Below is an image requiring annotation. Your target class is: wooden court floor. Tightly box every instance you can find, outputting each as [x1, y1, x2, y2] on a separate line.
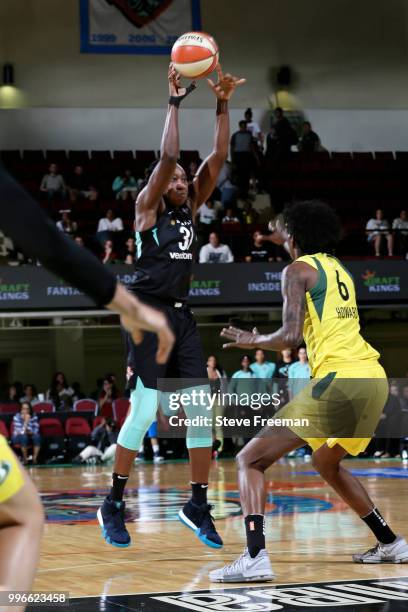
[30, 458, 408, 601]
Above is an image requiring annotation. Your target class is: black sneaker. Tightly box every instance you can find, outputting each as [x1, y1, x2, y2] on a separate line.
[178, 500, 223, 548]
[97, 497, 131, 547]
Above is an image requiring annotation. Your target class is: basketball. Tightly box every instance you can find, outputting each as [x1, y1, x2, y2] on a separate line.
[171, 31, 219, 79]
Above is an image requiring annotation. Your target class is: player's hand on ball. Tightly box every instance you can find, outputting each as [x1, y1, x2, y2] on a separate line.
[220, 326, 258, 349]
[168, 63, 196, 98]
[207, 64, 246, 100]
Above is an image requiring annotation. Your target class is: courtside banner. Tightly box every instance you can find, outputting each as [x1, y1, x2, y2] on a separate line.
[80, 0, 201, 54]
[0, 262, 407, 310]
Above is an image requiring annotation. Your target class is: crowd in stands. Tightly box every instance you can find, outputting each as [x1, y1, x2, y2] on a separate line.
[2, 106, 408, 263]
[1, 354, 407, 464]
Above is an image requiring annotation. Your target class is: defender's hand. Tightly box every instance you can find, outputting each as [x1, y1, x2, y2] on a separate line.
[220, 326, 259, 349]
[207, 64, 246, 101]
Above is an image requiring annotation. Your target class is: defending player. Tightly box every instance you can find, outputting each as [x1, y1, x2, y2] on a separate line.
[0, 165, 175, 606]
[98, 64, 245, 549]
[210, 200, 408, 582]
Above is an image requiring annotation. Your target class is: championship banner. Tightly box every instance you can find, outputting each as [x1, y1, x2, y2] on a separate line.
[80, 0, 201, 54]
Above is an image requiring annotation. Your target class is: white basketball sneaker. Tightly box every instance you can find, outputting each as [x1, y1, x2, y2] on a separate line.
[209, 548, 275, 582]
[353, 535, 408, 563]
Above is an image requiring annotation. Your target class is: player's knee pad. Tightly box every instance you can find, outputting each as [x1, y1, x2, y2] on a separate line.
[183, 384, 213, 449]
[117, 377, 160, 451]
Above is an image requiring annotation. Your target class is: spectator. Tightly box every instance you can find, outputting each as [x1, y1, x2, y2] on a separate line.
[96, 208, 124, 246]
[217, 161, 238, 209]
[298, 121, 321, 153]
[270, 107, 298, 159]
[67, 165, 98, 203]
[123, 237, 136, 264]
[74, 236, 84, 247]
[250, 348, 275, 394]
[241, 200, 259, 225]
[12, 402, 41, 464]
[56, 210, 78, 236]
[222, 208, 240, 224]
[73, 418, 118, 464]
[72, 382, 85, 402]
[40, 163, 67, 201]
[250, 348, 276, 379]
[230, 120, 256, 199]
[46, 372, 74, 410]
[98, 376, 118, 414]
[199, 232, 234, 263]
[244, 108, 263, 147]
[366, 209, 393, 257]
[20, 384, 38, 404]
[287, 347, 311, 399]
[187, 160, 199, 182]
[229, 355, 255, 395]
[245, 231, 274, 262]
[4, 383, 21, 404]
[275, 348, 295, 378]
[197, 200, 217, 227]
[102, 239, 119, 265]
[112, 169, 138, 201]
[392, 210, 408, 258]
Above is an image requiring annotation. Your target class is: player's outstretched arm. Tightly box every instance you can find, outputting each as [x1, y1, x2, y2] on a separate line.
[220, 263, 312, 351]
[192, 65, 245, 213]
[136, 64, 196, 229]
[0, 165, 174, 363]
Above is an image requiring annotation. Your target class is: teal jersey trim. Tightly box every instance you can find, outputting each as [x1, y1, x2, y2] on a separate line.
[152, 227, 159, 246]
[135, 231, 142, 259]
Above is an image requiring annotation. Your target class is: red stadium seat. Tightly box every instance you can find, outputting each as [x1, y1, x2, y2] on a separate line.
[113, 150, 134, 163]
[0, 403, 20, 415]
[32, 401, 55, 413]
[65, 417, 91, 436]
[39, 418, 66, 460]
[73, 399, 97, 413]
[23, 149, 45, 162]
[91, 150, 112, 163]
[65, 417, 91, 458]
[0, 420, 9, 438]
[92, 416, 105, 429]
[40, 418, 65, 437]
[113, 398, 130, 421]
[45, 150, 67, 164]
[68, 150, 90, 164]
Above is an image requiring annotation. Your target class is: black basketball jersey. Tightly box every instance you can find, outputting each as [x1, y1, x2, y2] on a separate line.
[130, 202, 195, 301]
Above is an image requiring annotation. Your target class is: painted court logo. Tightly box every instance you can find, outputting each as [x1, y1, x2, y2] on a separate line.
[362, 269, 400, 293]
[106, 0, 172, 28]
[150, 579, 408, 611]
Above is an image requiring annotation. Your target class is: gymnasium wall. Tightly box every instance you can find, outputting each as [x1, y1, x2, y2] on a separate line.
[1, 0, 408, 152]
[1, 320, 407, 394]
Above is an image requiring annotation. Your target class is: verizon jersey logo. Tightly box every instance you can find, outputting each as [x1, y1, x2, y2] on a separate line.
[169, 252, 193, 260]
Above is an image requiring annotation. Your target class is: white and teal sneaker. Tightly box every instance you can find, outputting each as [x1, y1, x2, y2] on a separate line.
[353, 535, 408, 563]
[209, 548, 275, 583]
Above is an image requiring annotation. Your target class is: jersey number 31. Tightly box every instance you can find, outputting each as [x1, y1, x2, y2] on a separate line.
[178, 226, 194, 251]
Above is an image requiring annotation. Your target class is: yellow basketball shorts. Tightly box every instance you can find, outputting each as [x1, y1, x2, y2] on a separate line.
[0, 434, 24, 503]
[275, 362, 388, 456]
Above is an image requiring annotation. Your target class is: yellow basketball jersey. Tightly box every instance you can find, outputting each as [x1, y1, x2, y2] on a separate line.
[295, 253, 380, 377]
